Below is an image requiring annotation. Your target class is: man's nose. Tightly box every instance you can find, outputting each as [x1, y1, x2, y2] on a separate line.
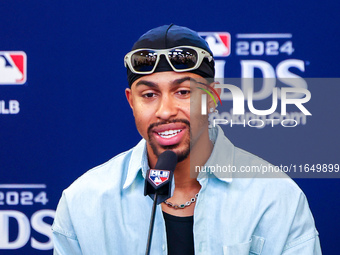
[155, 95, 177, 120]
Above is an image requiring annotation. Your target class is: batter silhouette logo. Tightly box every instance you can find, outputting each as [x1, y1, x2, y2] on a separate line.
[0, 51, 27, 85]
[149, 170, 170, 186]
[198, 32, 231, 57]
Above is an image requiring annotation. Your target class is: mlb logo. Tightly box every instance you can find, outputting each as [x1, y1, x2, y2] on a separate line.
[0, 51, 27, 85]
[199, 32, 231, 57]
[149, 170, 170, 186]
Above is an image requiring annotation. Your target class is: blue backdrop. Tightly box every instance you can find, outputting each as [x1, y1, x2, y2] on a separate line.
[0, 1, 339, 254]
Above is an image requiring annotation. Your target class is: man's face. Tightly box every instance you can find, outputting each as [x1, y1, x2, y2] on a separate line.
[126, 71, 211, 163]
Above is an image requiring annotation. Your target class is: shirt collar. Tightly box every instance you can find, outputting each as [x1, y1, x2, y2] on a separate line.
[197, 125, 233, 183]
[123, 139, 149, 190]
[123, 125, 234, 189]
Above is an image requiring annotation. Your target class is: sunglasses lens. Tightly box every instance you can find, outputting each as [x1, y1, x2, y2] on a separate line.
[168, 47, 198, 70]
[131, 50, 157, 72]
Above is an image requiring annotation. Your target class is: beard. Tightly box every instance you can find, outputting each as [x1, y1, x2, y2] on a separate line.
[147, 119, 191, 163]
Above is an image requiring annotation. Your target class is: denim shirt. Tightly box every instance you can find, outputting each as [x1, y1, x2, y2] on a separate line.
[52, 126, 321, 255]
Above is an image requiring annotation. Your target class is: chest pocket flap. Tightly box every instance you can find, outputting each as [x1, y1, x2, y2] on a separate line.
[223, 235, 265, 255]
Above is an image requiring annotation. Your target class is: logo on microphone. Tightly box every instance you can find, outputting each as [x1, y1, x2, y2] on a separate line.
[0, 51, 27, 85]
[149, 170, 170, 186]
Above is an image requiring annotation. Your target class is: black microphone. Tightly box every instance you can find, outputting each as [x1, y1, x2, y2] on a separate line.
[144, 150, 177, 255]
[144, 150, 177, 204]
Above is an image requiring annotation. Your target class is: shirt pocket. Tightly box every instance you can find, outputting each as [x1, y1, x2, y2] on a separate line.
[223, 235, 265, 255]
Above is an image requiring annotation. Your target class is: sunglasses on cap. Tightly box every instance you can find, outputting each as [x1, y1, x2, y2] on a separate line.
[124, 46, 213, 74]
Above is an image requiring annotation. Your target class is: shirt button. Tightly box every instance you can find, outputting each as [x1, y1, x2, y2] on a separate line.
[162, 244, 166, 251]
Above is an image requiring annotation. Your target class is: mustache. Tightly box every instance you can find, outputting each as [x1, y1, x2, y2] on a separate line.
[147, 119, 190, 133]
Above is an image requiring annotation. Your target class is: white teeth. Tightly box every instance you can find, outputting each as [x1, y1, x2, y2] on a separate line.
[158, 129, 182, 138]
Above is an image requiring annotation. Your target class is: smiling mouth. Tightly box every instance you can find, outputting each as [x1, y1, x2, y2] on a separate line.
[157, 129, 183, 139]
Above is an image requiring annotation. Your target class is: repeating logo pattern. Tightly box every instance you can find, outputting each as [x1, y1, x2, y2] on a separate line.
[0, 51, 27, 85]
[198, 32, 231, 57]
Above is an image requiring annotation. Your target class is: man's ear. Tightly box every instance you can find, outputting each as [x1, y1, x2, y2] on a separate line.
[125, 88, 134, 110]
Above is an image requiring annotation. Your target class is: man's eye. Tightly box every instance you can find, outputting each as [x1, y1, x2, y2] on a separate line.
[142, 92, 156, 98]
[177, 90, 190, 96]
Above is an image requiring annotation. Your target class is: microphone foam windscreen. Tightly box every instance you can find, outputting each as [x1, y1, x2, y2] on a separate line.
[154, 151, 177, 171]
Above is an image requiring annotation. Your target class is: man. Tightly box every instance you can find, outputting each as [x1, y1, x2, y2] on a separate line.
[52, 24, 321, 254]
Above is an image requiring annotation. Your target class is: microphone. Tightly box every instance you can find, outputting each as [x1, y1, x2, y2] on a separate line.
[144, 150, 177, 255]
[144, 150, 177, 204]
